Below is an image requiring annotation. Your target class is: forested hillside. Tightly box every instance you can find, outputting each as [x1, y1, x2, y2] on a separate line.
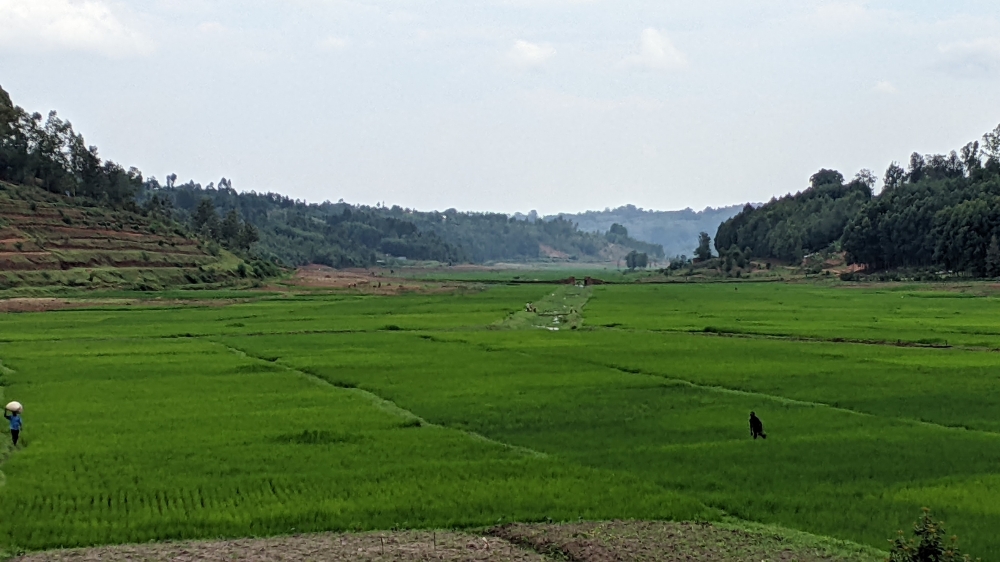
[1, 83, 662, 270]
[0, 85, 272, 290]
[146, 182, 664, 267]
[841, 143, 1000, 274]
[714, 169, 873, 261]
[381, 206, 664, 263]
[556, 205, 742, 258]
[141, 181, 461, 268]
[715, 123, 1000, 276]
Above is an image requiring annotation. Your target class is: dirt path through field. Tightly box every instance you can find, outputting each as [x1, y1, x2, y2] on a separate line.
[497, 284, 592, 331]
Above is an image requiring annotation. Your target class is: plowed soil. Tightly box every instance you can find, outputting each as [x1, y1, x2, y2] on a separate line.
[0, 298, 77, 313]
[12, 522, 880, 562]
[12, 531, 547, 562]
[490, 521, 879, 562]
[288, 265, 461, 295]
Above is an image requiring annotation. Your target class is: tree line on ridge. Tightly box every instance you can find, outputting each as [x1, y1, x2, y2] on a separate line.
[714, 123, 1000, 276]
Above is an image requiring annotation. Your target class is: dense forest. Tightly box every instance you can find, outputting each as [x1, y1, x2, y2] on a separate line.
[715, 123, 1000, 276]
[140, 180, 461, 267]
[714, 169, 874, 261]
[555, 205, 741, 258]
[146, 180, 663, 267]
[0, 86, 143, 208]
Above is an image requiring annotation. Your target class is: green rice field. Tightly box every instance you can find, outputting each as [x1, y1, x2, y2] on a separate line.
[2, 281, 1000, 557]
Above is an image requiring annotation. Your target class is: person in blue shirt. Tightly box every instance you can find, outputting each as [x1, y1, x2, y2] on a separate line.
[4, 408, 21, 446]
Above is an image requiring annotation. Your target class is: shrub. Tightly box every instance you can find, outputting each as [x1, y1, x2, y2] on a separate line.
[889, 508, 979, 562]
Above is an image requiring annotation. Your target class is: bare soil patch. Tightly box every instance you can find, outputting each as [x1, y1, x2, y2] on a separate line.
[289, 265, 461, 295]
[13, 530, 548, 562]
[489, 521, 878, 562]
[0, 298, 78, 313]
[538, 244, 570, 259]
[12, 522, 880, 562]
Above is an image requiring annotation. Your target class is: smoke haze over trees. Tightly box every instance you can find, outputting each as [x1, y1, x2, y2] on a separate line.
[554, 205, 742, 259]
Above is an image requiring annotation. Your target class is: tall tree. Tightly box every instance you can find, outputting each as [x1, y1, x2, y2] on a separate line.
[883, 162, 906, 191]
[695, 232, 713, 261]
[986, 235, 1000, 278]
[220, 208, 242, 245]
[192, 197, 220, 238]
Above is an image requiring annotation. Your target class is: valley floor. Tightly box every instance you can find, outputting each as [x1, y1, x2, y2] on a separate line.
[2, 279, 999, 559]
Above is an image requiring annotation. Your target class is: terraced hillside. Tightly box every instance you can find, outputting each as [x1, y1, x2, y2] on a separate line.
[0, 182, 244, 291]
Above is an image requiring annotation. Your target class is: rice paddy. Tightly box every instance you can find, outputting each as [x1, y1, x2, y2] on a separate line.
[1, 281, 999, 558]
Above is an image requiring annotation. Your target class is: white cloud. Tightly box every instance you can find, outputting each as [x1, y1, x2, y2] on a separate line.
[521, 89, 665, 112]
[623, 28, 686, 71]
[937, 38, 1000, 76]
[317, 35, 350, 51]
[506, 39, 556, 68]
[874, 80, 897, 94]
[0, 0, 151, 57]
[812, 2, 871, 29]
[197, 22, 227, 34]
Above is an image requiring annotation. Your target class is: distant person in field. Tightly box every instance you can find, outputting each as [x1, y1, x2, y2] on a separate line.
[4, 408, 21, 446]
[749, 411, 766, 440]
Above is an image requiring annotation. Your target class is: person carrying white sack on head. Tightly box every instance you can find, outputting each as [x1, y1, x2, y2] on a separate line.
[4, 401, 22, 447]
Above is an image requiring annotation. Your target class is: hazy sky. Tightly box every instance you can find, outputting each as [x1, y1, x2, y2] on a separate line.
[2, 1, 1000, 214]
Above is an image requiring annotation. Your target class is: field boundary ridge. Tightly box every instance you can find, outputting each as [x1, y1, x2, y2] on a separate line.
[593, 360, 1000, 439]
[214, 341, 549, 459]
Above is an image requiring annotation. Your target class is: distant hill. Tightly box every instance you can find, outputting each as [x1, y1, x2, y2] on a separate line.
[1, 81, 665, 271]
[149, 182, 665, 266]
[552, 205, 743, 258]
[140, 182, 461, 268]
[378, 206, 664, 263]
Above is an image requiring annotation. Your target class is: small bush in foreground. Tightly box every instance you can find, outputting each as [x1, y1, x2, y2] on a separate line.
[889, 509, 979, 562]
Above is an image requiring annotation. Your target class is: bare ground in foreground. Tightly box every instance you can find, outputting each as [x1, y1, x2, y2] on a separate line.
[11, 521, 882, 562]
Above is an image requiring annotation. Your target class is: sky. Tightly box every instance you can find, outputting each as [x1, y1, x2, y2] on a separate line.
[2, 1, 1000, 215]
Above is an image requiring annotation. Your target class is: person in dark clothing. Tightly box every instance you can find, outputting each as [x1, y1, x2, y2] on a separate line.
[749, 411, 766, 439]
[4, 408, 21, 446]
